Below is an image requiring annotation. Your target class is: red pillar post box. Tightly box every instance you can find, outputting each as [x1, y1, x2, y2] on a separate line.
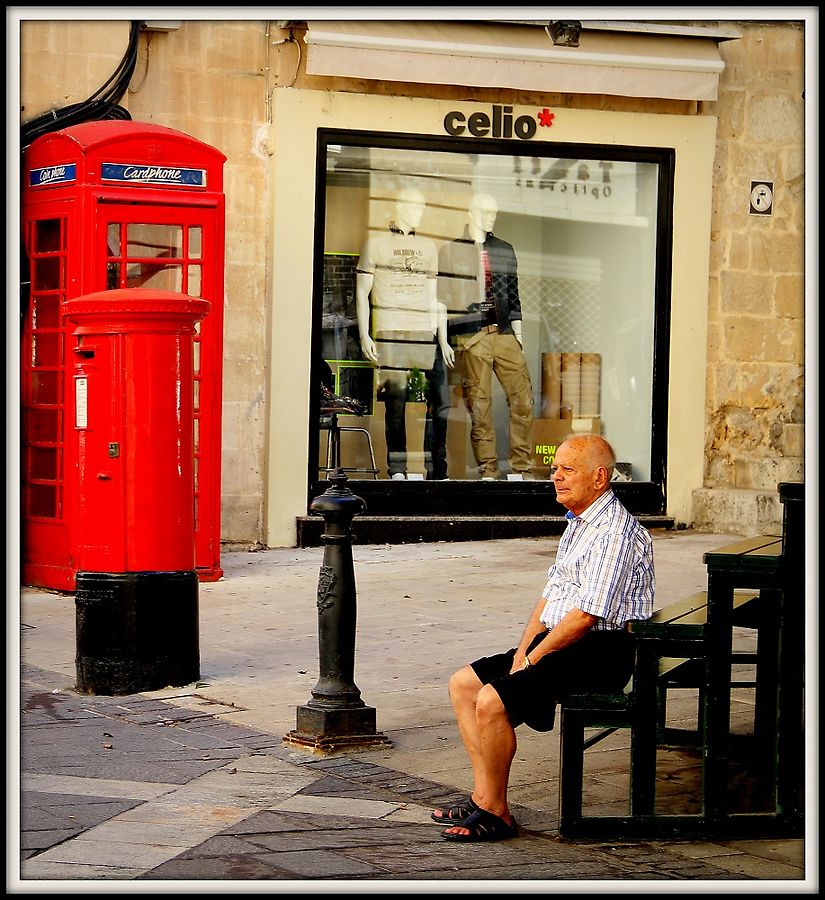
[65, 289, 209, 695]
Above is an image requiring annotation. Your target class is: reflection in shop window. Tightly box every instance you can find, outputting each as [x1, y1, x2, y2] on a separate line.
[319, 142, 662, 485]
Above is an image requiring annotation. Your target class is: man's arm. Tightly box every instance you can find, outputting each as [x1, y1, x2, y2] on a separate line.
[510, 604, 597, 673]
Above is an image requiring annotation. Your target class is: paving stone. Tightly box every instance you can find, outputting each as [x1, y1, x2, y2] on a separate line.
[271, 794, 405, 820]
[255, 848, 385, 878]
[19, 860, 145, 880]
[139, 854, 294, 880]
[168, 834, 268, 857]
[221, 809, 348, 835]
[298, 774, 400, 802]
[20, 828, 81, 850]
[22, 773, 178, 800]
[32, 837, 188, 868]
[34, 757, 229, 783]
[112, 799, 252, 829]
[78, 819, 225, 847]
[242, 824, 437, 854]
[22, 793, 140, 831]
[347, 846, 582, 878]
[229, 753, 316, 776]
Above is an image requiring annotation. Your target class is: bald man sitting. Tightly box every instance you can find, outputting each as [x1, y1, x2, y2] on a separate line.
[433, 434, 655, 842]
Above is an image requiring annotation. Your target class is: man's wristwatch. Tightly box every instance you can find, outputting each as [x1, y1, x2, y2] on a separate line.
[521, 655, 532, 670]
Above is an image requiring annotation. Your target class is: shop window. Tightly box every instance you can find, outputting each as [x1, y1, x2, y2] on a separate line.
[314, 133, 672, 493]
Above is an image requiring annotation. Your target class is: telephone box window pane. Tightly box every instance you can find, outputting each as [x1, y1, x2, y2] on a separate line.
[27, 408, 60, 442]
[33, 257, 62, 291]
[32, 332, 61, 368]
[29, 446, 58, 480]
[188, 226, 203, 259]
[32, 296, 60, 330]
[125, 262, 183, 291]
[31, 371, 60, 404]
[193, 341, 201, 374]
[107, 222, 124, 254]
[186, 265, 202, 297]
[126, 223, 183, 260]
[28, 484, 58, 519]
[34, 219, 62, 253]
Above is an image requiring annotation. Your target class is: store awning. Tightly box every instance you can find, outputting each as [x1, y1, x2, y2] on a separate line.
[304, 20, 738, 102]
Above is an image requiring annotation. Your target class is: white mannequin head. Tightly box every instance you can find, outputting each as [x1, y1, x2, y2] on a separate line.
[395, 188, 426, 234]
[468, 192, 498, 241]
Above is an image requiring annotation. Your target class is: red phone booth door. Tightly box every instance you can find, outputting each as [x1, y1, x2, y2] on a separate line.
[99, 204, 224, 582]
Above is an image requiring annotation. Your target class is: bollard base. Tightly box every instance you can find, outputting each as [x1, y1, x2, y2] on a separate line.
[283, 730, 392, 756]
[283, 701, 391, 755]
[75, 570, 200, 696]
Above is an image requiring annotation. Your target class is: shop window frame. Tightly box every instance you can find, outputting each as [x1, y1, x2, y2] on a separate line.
[307, 128, 675, 517]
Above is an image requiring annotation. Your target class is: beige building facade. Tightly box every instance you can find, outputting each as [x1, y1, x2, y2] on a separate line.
[13, 14, 808, 555]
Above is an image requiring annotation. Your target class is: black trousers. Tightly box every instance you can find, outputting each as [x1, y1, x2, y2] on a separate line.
[470, 629, 634, 732]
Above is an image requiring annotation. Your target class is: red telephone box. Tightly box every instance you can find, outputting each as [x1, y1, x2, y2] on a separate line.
[21, 121, 226, 590]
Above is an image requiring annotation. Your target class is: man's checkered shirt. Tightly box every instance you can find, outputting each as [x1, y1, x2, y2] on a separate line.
[540, 490, 655, 631]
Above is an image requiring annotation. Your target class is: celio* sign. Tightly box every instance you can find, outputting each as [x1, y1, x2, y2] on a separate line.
[443, 105, 555, 140]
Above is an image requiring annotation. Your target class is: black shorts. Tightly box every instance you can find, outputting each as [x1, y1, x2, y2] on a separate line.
[470, 629, 634, 732]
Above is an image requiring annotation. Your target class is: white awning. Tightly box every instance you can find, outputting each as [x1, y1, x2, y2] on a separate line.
[304, 20, 736, 102]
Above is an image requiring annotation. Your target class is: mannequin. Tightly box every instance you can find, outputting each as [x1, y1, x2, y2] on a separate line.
[356, 187, 454, 479]
[437, 192, 534, 480]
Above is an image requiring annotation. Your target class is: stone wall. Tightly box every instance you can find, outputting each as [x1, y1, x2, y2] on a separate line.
[693, 21, 805, 535]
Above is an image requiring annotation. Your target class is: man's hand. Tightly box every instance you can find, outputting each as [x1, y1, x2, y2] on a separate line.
[510, 608, 598, 673]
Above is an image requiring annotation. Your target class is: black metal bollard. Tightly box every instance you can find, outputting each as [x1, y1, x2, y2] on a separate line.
[283, 469, 390, 754]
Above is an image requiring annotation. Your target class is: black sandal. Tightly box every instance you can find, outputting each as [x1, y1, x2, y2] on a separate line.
[431, 797, 479, 825]
[441, 807, 518, 842]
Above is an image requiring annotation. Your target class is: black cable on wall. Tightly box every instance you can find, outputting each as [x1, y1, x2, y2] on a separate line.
[20, 20, 142, 150]
[19, 21, 143, 329]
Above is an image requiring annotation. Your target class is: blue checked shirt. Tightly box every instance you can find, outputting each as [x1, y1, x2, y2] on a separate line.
[540, 490, 655, 631]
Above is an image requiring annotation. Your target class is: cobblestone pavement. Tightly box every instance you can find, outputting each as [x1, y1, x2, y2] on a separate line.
[12, 535, 813, 892]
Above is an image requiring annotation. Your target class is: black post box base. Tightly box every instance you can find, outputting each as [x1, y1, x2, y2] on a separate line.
[75, 570, 200, 696]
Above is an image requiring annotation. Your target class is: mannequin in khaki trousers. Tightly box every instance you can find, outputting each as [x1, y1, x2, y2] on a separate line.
[438, 193, 533, 480]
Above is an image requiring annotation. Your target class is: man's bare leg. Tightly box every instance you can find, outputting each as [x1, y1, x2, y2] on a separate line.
[432, 666, 486, 820]
[435, 667, 517, 833]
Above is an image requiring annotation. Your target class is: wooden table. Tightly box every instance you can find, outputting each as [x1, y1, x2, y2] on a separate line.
[701, 526, 804, 836]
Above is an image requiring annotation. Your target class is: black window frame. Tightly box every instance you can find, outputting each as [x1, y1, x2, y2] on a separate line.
[307, 127, 675, 517]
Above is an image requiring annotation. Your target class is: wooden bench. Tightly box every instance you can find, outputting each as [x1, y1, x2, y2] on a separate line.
[558, 588, 766, 839]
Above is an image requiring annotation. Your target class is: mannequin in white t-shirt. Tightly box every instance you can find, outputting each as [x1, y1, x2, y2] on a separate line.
[356, 188, 454, 479]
